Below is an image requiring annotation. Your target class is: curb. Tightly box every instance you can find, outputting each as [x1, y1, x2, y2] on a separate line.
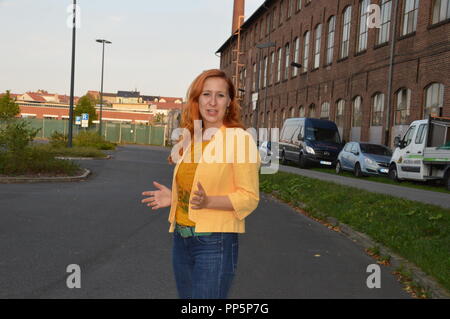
[0, 168, 91, 183]
[55, 155, 112, 160]
[264, 192, 450, 299]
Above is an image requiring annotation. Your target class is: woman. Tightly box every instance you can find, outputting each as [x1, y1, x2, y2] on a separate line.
[141, 69, 260, 299]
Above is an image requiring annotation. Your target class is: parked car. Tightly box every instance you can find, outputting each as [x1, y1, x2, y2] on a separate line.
[279, 117, 344, 168]
[336, 142, 392, 177]
[258, 140, 273, 165]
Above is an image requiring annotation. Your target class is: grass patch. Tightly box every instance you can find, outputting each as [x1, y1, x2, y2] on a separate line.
[260, 171, 450, 293]
[284, 162, 450, 194]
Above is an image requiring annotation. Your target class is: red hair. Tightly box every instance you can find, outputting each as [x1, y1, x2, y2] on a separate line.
[168, 69, 245, 164]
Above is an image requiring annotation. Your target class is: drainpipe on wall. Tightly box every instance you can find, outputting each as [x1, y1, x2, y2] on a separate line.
[385, 0, 399, 147]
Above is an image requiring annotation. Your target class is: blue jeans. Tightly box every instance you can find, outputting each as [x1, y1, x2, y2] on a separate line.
[172, 231, 239, 299]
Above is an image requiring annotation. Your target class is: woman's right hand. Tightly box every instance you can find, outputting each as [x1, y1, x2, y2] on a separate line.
[141, 181, 172, 210]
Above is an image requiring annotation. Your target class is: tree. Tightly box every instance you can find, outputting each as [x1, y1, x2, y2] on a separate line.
[154, 112, 166, 124]
[74, 95, 98, 126]
[0, 90, 20, 121]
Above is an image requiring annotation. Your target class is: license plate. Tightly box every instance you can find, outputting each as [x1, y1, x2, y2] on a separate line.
[320, 161, 332, 165]
[380, 168, 388, 173]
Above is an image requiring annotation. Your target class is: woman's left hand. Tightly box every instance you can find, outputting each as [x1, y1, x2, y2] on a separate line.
[190, 181, 209, 210]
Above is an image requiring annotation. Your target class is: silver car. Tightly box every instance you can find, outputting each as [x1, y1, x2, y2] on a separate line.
[258, 141, 273, 165]
[336, 142, 392, 177]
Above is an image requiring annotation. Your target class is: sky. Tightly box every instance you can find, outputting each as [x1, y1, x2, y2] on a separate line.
[0, 0, 265, 99]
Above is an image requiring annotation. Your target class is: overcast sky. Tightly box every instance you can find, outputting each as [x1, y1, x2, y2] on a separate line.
[0, 0, 264, 98]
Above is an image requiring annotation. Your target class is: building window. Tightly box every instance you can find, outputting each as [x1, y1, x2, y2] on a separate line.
[259, 58, 263, 89]
[260, 19, 265, 39]
[395, 88, 411, 125]
[336, 100, 345, 127]
[432, 0, 450, 24]
[270, 51, 275, 85]
[263, 56, 268, 88]
[372, 93, 385, 126]
[284, 43, 290, 80]
[341, 6, 352, 58]
[288, 0, 293, 18]
[352, 96, 362, 127]
[279, 1, 284, 25]
[293, 37, 300, 76]
[309, 104, 316, 118]
[377, 0, 392, 44]
[299, 105, 305, 117]
[326, 16, 336, 65]
[273, 8, 278, 29]
[290, 107, 295, 117]
[402, 0, 419, 35]
[252, 63, 256, 92]
[314, 24, 322, 69]
[267, 13, 271, 34]
[357, 0, 370, 52]
[277, 48, 282, 82]
[424, 83, 445, 117]
[297, 0, 302, 11]
[303, 31, 310, 72]
[320, 102, 330, 119]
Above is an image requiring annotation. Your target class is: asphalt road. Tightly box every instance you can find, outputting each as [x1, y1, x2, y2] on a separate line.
[0, 144, 411, 298]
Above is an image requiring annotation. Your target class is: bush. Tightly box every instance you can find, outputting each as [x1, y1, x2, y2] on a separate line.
[0, 120, 40, 155]
[49, 131, 68, 148]
[74, 131, 116, 150]
[0, 147, 80, 176]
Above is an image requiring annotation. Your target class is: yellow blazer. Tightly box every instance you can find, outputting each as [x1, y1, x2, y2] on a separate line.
[168, 125, 261, 233]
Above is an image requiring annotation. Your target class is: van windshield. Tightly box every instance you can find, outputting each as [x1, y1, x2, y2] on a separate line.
[305, 127, 341, 143]
[360, 144, 392, 156]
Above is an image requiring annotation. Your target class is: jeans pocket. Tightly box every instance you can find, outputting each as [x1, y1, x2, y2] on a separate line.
[195, 233, 222, 245]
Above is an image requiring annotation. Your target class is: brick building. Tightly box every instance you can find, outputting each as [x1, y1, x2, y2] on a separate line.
[217, 0, 450, 146]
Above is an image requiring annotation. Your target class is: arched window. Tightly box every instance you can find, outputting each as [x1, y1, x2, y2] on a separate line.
[432, 0, 450, 24]
[424, 83, 445, 117]
[378, 0, 392, 44]
[314, 24, 322, 69]
[290, 107, 295, 117]
[299, 105, 305, 117]
[352, 96, 362, 127]
[303, 31, 310, 72]
[270, 51, 275, 85]
[293, 37, 300, 76]
[320, 102, 330, 119]
[357, 0, 370, 52]
[277, 48, 282, 82]
[281, 108, 286, 123]
[284, 42, 290, 80]
[326, 16, 336, 65]
[336, 99, 345, 127]
[341, 6, 352, 58]
[309, 104, 316, 118]
[372, 93, 385, 126]
[402, 0, 419, 35]
[395, 88, 411, 125]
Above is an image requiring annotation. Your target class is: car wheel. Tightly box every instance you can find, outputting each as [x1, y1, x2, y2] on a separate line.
[389, 163, 401, 182]
[298, 153, 308, 169]
[335, 161, 343, 174]
[354, 163, 363, 178]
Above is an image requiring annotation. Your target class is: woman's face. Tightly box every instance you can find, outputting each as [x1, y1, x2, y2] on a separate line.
[198, 77, 231, 130]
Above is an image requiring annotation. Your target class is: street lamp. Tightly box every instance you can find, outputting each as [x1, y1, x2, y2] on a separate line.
[96, 39, 112, 137]
[67, 0, 77, 148]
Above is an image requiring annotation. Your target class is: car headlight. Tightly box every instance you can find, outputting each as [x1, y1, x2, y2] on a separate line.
[364, 158, 376, 166]
[305, 146, 315, 154]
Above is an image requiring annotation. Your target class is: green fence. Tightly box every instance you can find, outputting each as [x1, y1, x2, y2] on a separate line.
[21, 118, 166, 146]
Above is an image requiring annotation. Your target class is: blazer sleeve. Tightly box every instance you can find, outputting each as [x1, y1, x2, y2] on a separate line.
[227, 132, 261, 220]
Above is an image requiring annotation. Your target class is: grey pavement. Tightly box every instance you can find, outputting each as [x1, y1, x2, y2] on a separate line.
[0, 144, 411, 298]
[277, 164, 450, 209]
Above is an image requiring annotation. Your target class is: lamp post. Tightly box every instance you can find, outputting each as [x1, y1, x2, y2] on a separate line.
[67, 0, 77, 148]
[96, 39, 112, 137]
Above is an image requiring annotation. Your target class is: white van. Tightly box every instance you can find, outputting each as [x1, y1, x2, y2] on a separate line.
[389, 116, 450, 190]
